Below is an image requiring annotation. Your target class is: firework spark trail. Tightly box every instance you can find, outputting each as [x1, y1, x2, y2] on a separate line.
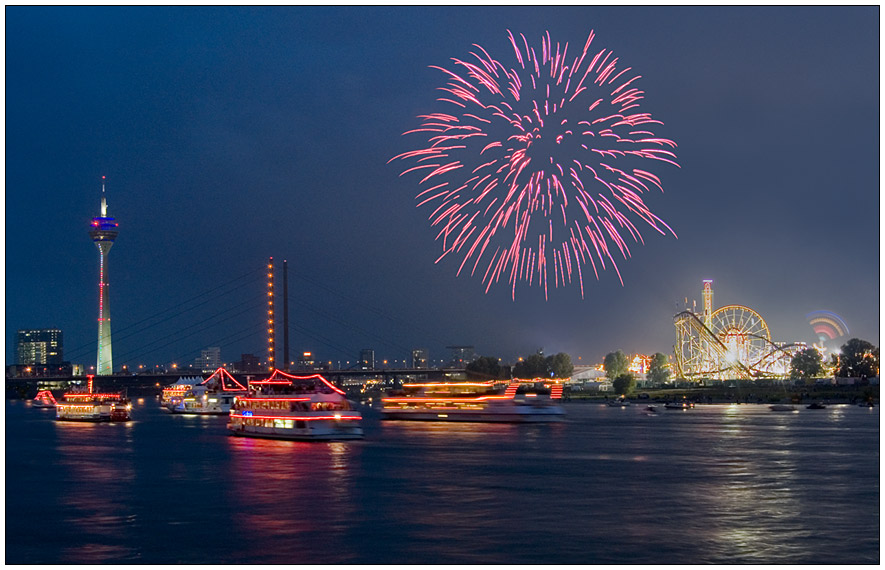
[391, 30, 679, 300]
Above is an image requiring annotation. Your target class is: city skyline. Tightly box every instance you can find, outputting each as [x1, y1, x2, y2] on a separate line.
[6, 6, 880, 371]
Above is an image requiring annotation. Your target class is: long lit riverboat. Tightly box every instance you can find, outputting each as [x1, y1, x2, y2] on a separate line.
[163, 368, 247, 415]
[228, 370, 363, 441]
[381, 381, 565, 423]
[56, 391, 131, 422]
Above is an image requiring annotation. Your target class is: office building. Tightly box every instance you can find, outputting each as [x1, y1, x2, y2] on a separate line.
[360, 349, 375, 370]
[411, 348, 428, 369]
[16, 328, 63, 365]
[196, 347, 222, 372]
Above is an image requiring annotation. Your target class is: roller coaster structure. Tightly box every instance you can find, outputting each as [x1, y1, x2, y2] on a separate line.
[674, 282, 803, 380]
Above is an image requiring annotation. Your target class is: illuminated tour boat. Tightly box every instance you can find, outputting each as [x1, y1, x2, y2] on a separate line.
[31, 389, 58, 408]
[381, 380, 565, 423]
[56, 375, 131, 422]
[160, 376, 201, 409]
[228, 370, 363, 441]
[162, 368, 247, 415]
[55, 377, 131, 422]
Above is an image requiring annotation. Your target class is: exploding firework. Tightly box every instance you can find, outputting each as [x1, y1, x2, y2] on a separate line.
[392, 30, 679, 299]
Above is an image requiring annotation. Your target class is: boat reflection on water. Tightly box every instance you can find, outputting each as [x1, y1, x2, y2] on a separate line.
[225, 436, 359, 564]
[53, 419, 138, 563]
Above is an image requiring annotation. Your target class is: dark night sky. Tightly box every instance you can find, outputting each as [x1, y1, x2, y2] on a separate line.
[5, 6, 880, 370]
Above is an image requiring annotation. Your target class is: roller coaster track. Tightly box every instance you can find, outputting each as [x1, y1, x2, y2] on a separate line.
[674, 309, 801, 380]
[674, 310, 754, 379]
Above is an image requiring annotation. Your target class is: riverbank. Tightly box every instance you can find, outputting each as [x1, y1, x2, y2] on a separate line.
[567, 383, 878, 405]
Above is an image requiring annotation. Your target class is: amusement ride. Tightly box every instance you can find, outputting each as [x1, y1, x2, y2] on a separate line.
[673, 280, 804, 380]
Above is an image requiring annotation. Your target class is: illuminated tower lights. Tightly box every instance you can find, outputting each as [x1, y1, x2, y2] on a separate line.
[702, 279, 713, 327]
[89, 177, 119, 375]
[267, 257, 275, 371]
[283, 259, 290, 371]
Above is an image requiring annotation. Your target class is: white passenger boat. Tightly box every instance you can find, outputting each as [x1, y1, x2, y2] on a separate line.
[164, 368, 247, 415]
[228, 370, 363, 441]
[381, 381, 565, 423]
[56, 391, 131, 422]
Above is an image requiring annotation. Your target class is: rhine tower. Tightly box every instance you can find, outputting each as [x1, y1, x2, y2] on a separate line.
[89, 177, 119, 375]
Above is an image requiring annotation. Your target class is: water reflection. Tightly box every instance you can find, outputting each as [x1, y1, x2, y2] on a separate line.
[701, 405, 804, 563]
[54, 421, 139, 563]
[5, 400, 878, 565]
[225, 436, 360, 564]
[371, 419, 572, 563]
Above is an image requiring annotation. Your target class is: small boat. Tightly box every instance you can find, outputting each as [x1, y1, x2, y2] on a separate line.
[382, 381, 564, 422]
[806, 402, 827, 410]
[769, 404, 797, 412]
[858, 401, 875, 408]
[664, 401, 694, 410]
[56, 391, 131, 421]
[607, 397, 631, 407]
[228, 370, 363, 440]
[31, 390, 57, 408]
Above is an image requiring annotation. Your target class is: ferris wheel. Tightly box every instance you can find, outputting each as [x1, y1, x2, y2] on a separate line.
[710, 305, 771, 374]
[674, 304, 790, 380]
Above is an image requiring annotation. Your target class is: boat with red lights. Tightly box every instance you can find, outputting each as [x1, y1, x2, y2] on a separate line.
[31, 390, 57, 408]
[228, 370, 363, 440]
[163, 368, 247, 415]
[56, 391, 131, 422]
[381, 381, 565, 423]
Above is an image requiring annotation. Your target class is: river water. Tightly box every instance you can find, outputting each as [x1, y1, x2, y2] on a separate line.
[5, 399, 879, 564]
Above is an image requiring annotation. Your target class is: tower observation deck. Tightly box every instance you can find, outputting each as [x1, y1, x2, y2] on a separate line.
[89, 177, 119, 375]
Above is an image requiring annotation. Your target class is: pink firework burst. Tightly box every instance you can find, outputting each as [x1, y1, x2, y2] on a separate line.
[391, 30, 679, 299]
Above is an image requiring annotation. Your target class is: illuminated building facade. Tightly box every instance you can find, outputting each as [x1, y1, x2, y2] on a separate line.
[16, 328, 63, 365]
[411, 348, 429, 369]
[360, 349, 375, 370]
[89, 179, 119, 375]
[299, 351, 315, 369]
[447, 345, 475, 367]
[197, 347, 222, 372]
